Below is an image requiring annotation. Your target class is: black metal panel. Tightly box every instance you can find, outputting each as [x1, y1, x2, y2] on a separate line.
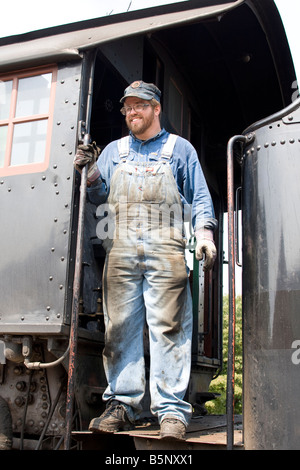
[0, 61, 82, 334]
[242, 100, 300, 449]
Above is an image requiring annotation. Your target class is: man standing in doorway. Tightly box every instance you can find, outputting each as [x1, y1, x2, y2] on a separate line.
[74, 80, 217, 441]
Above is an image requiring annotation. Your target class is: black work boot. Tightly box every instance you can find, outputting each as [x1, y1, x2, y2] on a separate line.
[89, 400, 134, 434]
[160, 417, 186, 441]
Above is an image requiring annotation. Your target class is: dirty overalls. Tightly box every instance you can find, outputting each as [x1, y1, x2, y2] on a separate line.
[101, 134, 193, 427]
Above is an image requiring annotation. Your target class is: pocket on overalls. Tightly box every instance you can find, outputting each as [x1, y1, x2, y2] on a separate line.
[142, 172, 166, 204]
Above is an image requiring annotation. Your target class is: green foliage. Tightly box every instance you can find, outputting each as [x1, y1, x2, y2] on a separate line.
[205, 295, 243, 415]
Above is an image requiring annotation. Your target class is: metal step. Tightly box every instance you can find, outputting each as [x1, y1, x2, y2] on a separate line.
[72, 415, 243, 450]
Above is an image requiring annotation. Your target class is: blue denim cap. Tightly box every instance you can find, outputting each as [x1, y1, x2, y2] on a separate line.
[120, 80, 161, 103]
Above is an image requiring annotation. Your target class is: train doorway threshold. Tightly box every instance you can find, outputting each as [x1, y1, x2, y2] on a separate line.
[72, 415, 243, 450]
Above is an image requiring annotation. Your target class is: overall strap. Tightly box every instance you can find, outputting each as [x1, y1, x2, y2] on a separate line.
[160, 133, 178, 160]
[117, 135, 130, 160]
[117, 133, 178, 161]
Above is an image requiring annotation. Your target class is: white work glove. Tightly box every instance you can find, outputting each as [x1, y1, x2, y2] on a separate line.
[195, 229, 217, 272]
[74, 141, 101, 183]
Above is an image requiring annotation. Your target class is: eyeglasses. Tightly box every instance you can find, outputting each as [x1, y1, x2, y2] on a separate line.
[120, 103, 151, 115]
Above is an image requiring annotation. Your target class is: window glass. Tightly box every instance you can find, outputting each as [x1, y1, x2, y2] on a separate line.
[15, 73, 52, 117]
[0, 80, 13, 120]
[0, 125, 8, 167]
[0, 67, 56, 175]
[10, 120, 48, 166]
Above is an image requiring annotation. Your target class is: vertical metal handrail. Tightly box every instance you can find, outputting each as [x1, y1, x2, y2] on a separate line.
[64, 50, 96, 450]
[226, 135, 247, 450]
[64, 164, 88, 450]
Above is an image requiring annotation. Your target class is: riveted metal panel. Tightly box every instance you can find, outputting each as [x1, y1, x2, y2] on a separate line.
[242, 99, 300, 449]
[0, 61, 82, 334]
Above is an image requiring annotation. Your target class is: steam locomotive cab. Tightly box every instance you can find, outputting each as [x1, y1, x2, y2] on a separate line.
[0, 0, 298, 450]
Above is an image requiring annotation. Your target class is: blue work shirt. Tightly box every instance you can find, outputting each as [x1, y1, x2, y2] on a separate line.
[87, 128, 217, 232]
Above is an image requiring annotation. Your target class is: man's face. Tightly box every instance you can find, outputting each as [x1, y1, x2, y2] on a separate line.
[124, 97, 160, 139]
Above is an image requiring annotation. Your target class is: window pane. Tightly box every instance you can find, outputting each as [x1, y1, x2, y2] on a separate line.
[10, 120, 48, 166]
[0, 80, 12, 120]
[0, 126, 8, 167]
[15, 73, 52, 117]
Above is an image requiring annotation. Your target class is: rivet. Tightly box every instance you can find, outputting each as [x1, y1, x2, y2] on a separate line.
[271, 141, 276, 146]
[290, 138, 295, 144]
[46, 306, 51, 311]
[59, 285, 63, 290]
[61, 143, 65, 147]
[49, 276, 53, 281]
[53, 164, 57, 169]
[65, 99, 69, 103]
[257, 145, 261, 151]
[264, 143, 269, 148]
[15, 396, 25, 407]
[21, 316, 25, 321]
[51, 247, 55, 252]
[57, 121, 61, 126]
[42, 176, 46, 181]
[60, 80, 65, 84]
[0, 180, 4, 184]
[288, 115, 293, 121]
[45, 317, 49, 321]
[8, 188, 11, 192]
[57, 313, 61, 319]
[280, 140, 286, 145]
[56, 191, 59, 195]
[61, 257, 65, 261]
[54, 218, 58, 222]
[31, 185, 35, 189]
[63, 230, 67, 234]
